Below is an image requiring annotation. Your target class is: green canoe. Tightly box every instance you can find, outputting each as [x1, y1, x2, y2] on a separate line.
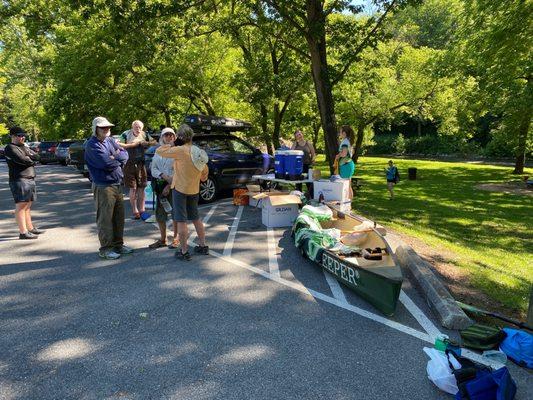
[294, 204, 403, 316]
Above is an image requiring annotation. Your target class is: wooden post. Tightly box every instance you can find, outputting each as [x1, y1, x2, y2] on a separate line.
[528, 285, 533, 327]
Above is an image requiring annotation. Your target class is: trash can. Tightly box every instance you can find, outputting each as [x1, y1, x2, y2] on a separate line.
[408, 167, 417, 180]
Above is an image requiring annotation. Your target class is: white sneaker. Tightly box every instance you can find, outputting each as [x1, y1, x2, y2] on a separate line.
[115, 245, 134, 255]
[99, 250, 121, 260]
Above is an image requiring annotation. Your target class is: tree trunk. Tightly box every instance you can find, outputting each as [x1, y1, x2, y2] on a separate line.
[272, 102, 282, 149]
[306, 0, 338, 173]
[417, 119, 422, 137]
[528, 286, 533, 328]
[312, 121, 320, 149]
[164, 109, 172, 127]
[353, 122, 366, 163]
[512, 103, 531, 174]
[260, 103, 274, 154]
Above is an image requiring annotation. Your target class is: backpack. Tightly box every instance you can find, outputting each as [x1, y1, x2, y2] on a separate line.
[394, 167, 400, 183]
[499, 328, 533, 369]
[445, 350, 517, 400]
[460, 323, 507, 351]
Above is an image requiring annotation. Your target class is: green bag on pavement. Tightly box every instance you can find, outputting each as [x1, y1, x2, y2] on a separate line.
[460, 323, 507, 351]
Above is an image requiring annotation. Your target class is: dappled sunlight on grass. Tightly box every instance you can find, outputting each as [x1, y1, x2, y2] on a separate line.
[315, 155, 533, 314]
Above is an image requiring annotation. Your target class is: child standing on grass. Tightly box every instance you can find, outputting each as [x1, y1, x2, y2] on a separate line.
[385, 160, 399, 200]
[335, 125, 356, 200]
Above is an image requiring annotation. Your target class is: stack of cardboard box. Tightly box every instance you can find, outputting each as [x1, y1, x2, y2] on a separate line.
[244, 184, 302, 227]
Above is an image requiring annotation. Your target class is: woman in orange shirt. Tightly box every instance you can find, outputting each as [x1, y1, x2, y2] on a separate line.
[156, 124, 209, 261]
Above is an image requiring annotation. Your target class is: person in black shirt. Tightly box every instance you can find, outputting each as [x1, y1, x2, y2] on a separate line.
[4, 127, 44, 239]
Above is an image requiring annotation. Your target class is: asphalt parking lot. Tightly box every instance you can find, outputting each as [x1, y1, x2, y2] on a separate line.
[1, 163, 531, 400]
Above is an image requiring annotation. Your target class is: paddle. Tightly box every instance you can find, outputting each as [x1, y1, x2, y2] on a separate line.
[457, 301, 533, 332]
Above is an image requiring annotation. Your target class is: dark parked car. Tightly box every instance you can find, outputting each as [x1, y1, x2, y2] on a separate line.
[38, 141, 59, 164]
[68, 139, 89, 176]
[27, 141, 40, 153]
[145, 115, 273, 203]
[55, 140, 76, 165]
[70, 137, 120, 177]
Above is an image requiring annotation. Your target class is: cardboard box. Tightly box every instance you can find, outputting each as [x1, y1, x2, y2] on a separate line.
[313, 179, 350, 203]
[245, 185, 261, 207]
[248, 189, 286, 208]
[261, 194, 302, 227]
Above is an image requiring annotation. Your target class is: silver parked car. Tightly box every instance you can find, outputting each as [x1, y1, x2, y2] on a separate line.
[55, 140, 75, 165]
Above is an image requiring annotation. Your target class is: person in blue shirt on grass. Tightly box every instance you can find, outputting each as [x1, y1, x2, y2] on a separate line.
[85, 116, 133, 260]
[385, 160, 399, 200]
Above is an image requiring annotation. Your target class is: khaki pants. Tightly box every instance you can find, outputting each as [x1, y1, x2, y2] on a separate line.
[93, 185, 125, 251]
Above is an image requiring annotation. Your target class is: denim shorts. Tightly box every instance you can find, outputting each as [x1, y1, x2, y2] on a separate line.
[172, 190, 199, 222]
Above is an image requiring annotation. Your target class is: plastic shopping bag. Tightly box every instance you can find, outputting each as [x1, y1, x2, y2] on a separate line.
[423, 347, 461, 395]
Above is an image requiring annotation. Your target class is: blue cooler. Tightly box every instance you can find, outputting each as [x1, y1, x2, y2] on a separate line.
[285, 150, 304, 180]
[274, 150, 287, 179]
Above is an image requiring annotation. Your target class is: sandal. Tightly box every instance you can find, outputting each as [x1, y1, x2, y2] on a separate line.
[194, 245, 209, 255]
[168, 239, 180, 249]
[149, 239, 167, 249]
[133, 212, 141, 220]
[175, 250, 192, 261]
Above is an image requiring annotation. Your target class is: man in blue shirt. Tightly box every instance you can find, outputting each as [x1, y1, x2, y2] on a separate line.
[85, 117, 132, 259]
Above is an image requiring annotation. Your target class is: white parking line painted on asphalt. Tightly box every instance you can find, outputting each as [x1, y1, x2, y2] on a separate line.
[267, 228, 280, 278]
[399, 290, 442, 340]
[184, 202, 499, 368]
[223, 206, 243, 257]
[198, 199, 231, 210]
[201, 246, 433, 344]
[188, 204, 219, 243]
[323, 271, 348, 303]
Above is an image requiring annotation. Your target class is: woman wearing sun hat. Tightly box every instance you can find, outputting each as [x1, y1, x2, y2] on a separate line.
[156, 124, 209, 261]
[149, 127, 179, 249]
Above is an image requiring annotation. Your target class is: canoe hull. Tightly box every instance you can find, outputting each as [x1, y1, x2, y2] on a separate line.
[319, 250, 402, 316]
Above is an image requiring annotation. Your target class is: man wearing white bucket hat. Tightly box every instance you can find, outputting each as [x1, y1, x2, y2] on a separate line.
[85, 116, 132, 260]
[156, 124, 209, 261]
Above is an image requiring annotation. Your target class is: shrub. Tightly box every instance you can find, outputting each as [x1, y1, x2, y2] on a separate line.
[403, 135, 481, 156]
[367, 134, 396, 154]
[393, 133, 406, 154]
[484, 135, 516, 158]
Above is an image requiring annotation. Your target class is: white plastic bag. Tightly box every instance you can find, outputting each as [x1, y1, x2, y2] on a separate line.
[423, 347, 461, 395]
[321, 228, 341, 241]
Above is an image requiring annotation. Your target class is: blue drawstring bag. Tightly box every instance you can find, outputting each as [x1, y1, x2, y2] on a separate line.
[499, 328, 533, 369]
[445, 350, 517, 400]
[455, 367, 516, 400]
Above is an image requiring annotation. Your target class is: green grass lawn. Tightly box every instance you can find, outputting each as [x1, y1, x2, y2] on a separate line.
[315, 156, 533, 316]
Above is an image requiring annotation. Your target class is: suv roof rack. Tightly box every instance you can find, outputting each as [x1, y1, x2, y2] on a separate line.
[184, 114, 252, 133]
